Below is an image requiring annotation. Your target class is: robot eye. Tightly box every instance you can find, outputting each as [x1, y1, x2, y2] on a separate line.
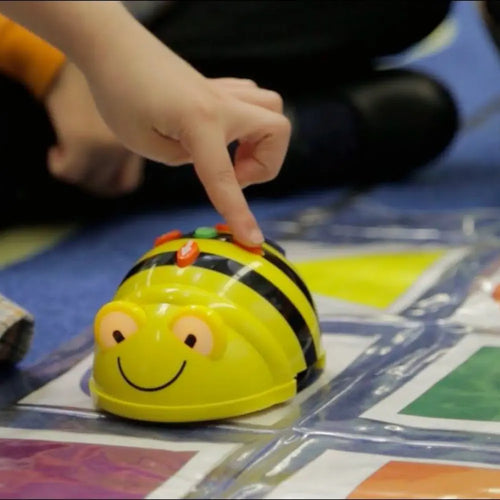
[171, 316, 214, 356]
[95, 311, 139, 350]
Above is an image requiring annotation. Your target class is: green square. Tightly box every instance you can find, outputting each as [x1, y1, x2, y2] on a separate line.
[401, 346, 500, 421]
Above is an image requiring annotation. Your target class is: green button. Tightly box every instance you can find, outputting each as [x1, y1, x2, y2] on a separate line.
[194, 226, 218, 239]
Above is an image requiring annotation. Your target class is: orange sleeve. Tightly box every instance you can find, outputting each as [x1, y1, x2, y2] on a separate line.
[0, 14, 66, 99]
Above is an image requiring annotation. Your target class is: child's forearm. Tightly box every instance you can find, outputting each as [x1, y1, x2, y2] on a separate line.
[0, 1, 136, 73]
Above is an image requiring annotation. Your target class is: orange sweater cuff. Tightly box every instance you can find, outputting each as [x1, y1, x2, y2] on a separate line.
[0, 15, 66, 99]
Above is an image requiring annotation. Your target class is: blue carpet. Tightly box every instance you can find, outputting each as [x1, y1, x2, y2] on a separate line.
[366, 1, 500, 210]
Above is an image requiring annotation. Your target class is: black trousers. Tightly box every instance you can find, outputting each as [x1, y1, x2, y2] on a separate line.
[0, 1, 452, 225]
[150, 1, 451, 96]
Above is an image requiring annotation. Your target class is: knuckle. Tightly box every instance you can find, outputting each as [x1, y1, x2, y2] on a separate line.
[48, 162, 81, 184]
[262, 114, 292, 145]
[237, 78, 257, 88]
[189, 99, 220, 124]
[263, 113, 292, 137]
[269, 167, 281, 181]
[278, 114, 292, 135]
[213, 167, 237, 186]
[261, 165, 280, 182]
[265, 90, 284, 112]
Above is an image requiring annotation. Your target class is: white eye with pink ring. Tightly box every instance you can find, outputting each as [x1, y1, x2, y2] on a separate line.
[95, 311, 139, 350]
[171, 315, 215, 356]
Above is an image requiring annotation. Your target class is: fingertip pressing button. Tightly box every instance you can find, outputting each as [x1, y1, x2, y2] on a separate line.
[234, 241, 264, 256]
[154, 229, 183, 247]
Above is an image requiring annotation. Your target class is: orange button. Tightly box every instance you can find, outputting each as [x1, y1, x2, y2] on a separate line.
[493, 284, 500, 302]
[176, 239, 200, 267]
[154, 229, 183, 247]
[215, 223, 231, 233]
[234, 241, 264, 256]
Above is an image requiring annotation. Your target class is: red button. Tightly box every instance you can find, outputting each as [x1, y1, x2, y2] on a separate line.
[176, 239, 200, 267]
[215, 223, 231, 233]
[234, 241, 264, 256]
[154, 229, 183, 247]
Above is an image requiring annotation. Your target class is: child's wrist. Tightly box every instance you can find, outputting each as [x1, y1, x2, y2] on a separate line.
[71, 5, 145, 84]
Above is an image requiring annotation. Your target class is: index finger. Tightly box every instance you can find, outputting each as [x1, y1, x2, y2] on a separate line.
[187, 126, 264, 247]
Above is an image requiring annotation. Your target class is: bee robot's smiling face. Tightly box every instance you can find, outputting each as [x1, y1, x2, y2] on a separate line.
[90, 226, 325, 423]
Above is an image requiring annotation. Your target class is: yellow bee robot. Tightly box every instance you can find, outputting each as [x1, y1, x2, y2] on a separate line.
[90, 225, 325, 422]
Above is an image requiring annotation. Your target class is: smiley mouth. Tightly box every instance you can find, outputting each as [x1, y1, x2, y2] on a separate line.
[117, 357, 187, 392]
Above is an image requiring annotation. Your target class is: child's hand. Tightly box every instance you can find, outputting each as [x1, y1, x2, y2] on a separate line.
[45, 62, 144, 198]
[81, 25, 290, 245]
[0, 1, 291, 246]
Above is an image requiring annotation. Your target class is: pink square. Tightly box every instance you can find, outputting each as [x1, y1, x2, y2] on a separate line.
[0, 438, 196, 498]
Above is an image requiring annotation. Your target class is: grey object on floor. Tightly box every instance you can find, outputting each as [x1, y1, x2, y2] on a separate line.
[0, 294, 33, 364]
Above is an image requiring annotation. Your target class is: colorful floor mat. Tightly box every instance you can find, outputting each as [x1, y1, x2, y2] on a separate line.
[3, 2, 500, 498]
